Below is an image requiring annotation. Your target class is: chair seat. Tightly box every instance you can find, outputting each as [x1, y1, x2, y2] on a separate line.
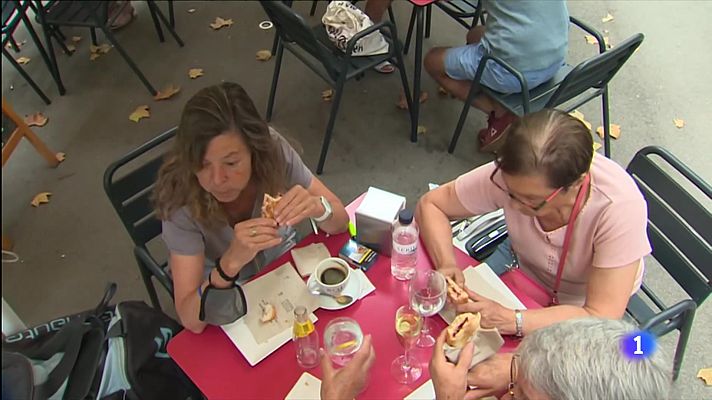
[485, 64, 573, 116]
[436, 0, 479, 17]
[626, 292, 679, 337]
[2, 1, 19, 30]
[42, 1, 107, 27]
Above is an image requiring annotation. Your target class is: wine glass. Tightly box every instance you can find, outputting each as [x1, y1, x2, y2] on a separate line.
[409, 269, 447, 348]
[390, 305, 423, 384]
[324, 317, 364, 367]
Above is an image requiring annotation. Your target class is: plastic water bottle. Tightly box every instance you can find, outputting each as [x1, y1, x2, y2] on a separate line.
[293, 305, 319, 369]
[391, 209, 418, 281]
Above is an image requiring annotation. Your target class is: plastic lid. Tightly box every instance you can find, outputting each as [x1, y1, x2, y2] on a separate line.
[398, 209, 414, 224]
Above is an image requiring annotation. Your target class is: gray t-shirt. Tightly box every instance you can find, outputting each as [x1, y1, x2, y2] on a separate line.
[482, 0, 569, 71]
[161, 128, 313, 282]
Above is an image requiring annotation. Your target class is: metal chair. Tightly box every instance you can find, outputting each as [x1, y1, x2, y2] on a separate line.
[625, 146, 712, 380]
[103, 128, 177, 310]
[2, 0, 65, 104]
[448, 18, 642, 158]
[262, 1, 414, 174]
[404, 0, 484, 54]
[34, 0, 183, 96]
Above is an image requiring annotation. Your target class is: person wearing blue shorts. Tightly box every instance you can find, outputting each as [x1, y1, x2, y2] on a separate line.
[425, 0, 569, 153]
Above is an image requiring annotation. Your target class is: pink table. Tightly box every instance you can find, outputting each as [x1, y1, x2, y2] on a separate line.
[168, 197, 542, 399]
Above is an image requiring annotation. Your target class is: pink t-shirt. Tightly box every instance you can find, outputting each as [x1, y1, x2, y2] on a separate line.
[455, 154, 651, 306]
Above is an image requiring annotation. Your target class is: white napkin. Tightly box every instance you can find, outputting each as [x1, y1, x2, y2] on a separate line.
[284, 372, 321, 400]
[353, 269, 376, 300]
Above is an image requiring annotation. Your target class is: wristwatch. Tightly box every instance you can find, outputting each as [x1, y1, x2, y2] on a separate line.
[514, 309, 524, 337]
[313, 196, 333, 223]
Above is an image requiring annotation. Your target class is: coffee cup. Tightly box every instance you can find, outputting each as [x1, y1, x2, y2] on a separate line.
[309, 257, 351, 296]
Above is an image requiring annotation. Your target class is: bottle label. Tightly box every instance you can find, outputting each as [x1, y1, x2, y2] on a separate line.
[293, 320, 315, 338]
[393, 242, 417, 255]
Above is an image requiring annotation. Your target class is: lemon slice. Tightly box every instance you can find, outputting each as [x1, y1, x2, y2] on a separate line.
[397, 320, 411, 334]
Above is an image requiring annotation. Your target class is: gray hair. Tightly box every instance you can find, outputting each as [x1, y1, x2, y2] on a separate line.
[518, 318, 671, 400]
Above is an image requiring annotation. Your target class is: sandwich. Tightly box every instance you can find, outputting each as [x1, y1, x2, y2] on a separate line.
[261, 193, 282, 220]
[446, 276, 469, 305]
[446, 312, 480, 348]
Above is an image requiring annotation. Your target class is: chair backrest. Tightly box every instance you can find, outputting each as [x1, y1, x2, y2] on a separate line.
[627, 146, 712, 305]
[103, 128, 176, 248]
[546, 33, 644, 108]
[261, 1, 338, 78]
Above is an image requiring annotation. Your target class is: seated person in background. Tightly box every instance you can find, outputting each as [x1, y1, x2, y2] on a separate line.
[417, 109, 651, 335]
[424, 0, 569, 152]
[154, 82, 349, 333]
[431, 318, 672, 399]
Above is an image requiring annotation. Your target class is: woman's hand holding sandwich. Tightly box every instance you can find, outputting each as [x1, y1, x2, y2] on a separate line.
[456, 287, 516, 335]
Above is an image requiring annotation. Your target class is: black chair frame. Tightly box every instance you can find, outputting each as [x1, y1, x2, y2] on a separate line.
[262, 1, 415, 174]
[625, 146, 712, 380]
[404, 0, 485, 54]
[103, 128, 177, 310]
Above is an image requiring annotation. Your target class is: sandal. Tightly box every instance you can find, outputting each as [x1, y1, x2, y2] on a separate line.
[478, 112, 518, 153]
[373, 60, 395, 74]
[109, 1, 136, 31]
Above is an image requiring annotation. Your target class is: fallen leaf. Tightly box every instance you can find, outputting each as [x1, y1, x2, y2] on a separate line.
[97, 43, 111, 54]
[153, 84, 181, 101]
[603, 29, 610, 34]
[6, 40, 27, 49]
[24, 112, 49, 127]
[16, 56, 30, 65]
[71, 36, 82, 43]
[55, 152, 66, 162]
[673, 118, 685, 129]
[321, 88, 334, 101]
[437, 86, 448, 96]
[596, 124, 621, 140]
[568, 110, 592, 131]
[188, 68, 204, 79]
[417, 125, 427, 135]
[419, 91, 429, 103]
[31, 192, 52, 207]
[210, 17, 234, 30]
[90, 53, 101, 61]
[601, 13, 614, 23]
[255, 49, 272, 61]
[593, 142, 602, 151]
[66, 43, 76, 53]
[698, 368, 712, 386]
[187, 8, 196, 13]
[584, 35, 598, 45]
[129, 105, 150, 122]
[604, 37, 612, 49]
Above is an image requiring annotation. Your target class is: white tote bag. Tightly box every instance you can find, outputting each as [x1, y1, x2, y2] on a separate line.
[322, 1, 389, 56]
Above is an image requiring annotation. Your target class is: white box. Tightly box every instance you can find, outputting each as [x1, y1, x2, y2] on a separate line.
[355, 187, 406, 256]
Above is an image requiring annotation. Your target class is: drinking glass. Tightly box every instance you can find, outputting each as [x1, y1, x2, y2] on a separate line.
[409, 269, 447, 347]
[390, 305, 423, 384]
[324, 317, 363, 367]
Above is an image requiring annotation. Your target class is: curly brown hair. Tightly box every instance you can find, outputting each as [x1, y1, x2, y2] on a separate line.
[153, 82, 286, 227]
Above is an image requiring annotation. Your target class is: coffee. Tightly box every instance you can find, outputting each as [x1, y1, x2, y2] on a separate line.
[320, 267, 347, 285]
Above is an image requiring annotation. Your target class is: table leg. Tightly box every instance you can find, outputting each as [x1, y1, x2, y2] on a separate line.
[411, 6, 424, 143]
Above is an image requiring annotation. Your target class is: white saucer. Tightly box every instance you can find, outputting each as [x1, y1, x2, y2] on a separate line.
[307, 270, 364, 311]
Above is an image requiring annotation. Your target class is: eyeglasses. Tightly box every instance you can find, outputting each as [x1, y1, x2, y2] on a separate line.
[508, 354, 523, 400]
[489, 163, 563, 212]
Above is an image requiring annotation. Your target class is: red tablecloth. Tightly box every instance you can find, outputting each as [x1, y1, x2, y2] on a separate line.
[408, 0, 438, 6]
[168, 198, 542, 399]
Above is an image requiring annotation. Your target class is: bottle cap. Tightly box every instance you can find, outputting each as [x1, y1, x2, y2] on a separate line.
[398, 209, 414, 224]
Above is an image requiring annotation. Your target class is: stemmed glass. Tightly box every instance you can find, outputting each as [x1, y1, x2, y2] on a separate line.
[390, 305, 423, 384]
[409, 269, 447, 347]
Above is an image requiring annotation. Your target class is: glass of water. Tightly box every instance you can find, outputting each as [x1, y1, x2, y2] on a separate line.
[324, 317, 364, 366]
[409, 269, 446, 347]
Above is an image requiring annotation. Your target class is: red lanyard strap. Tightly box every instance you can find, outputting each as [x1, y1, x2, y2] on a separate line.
[550, 173, 590, 306]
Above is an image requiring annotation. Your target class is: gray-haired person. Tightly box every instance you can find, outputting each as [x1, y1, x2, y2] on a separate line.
[430, 318, 672, 400]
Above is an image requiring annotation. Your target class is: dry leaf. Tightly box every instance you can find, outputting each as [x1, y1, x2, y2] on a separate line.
[593, 142, 602, 151]
[187, 8, 196, 13]
[417, 125, 427, 135]
[66, 43, 76, 53]
[16, 56, 30, 65]
[97, 43, 111, 54]
[188, 68, 204, 79]
[255, 50, 272, 61]
[129, 105, 150, 122]
[210, 17, 234, 30]
[321, 88, 334, 101]
[603, 37, 611, 48]
[601, 13, 614, 23]
[437, 86, 448, 96]
[568, 110, 592, 131]
[698, 368, 712, 386]
[55, 152, 66, 162]
[31, 192, 52, 207]
[71, 36, 82, 43]
[24, 112, 49, 127]
[596, 124, 621, 140]
[673, 118, 685, 129]
[584, 35, 598, 45]
[153, 84, 181, 101]
[90, 53, 101, 61]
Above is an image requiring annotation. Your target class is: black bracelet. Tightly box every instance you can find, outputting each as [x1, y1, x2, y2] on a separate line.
[215, 257, 239, 282]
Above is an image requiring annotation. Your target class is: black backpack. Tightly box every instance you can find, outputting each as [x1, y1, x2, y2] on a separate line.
[2, 283, 201, 400]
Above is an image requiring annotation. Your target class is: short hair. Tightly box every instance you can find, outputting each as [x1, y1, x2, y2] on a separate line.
[518, 318, 671, 400]
[498, 109, 594, 189]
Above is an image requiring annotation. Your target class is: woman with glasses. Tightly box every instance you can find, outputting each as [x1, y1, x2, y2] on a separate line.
[416, 109, 650, 337]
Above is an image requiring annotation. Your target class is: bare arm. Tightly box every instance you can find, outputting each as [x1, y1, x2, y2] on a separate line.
[306, 177, 349, 234]
[415, 182, 474, 285]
